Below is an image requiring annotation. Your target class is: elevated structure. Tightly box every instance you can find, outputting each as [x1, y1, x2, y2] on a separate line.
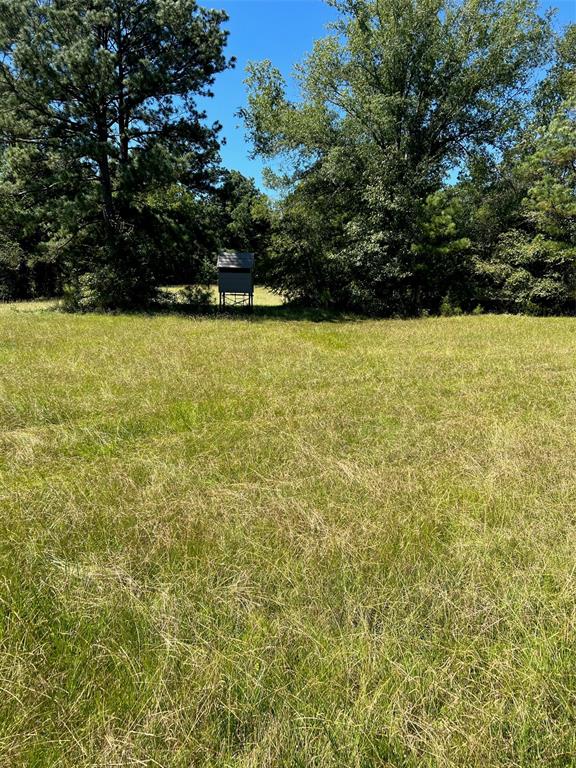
[218, 250, 255, 309]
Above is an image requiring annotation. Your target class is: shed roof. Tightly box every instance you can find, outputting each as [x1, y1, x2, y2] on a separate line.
[218, 250, 255, 270]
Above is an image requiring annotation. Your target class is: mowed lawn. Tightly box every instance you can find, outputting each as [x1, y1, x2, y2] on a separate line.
[1, 299, 576, 767]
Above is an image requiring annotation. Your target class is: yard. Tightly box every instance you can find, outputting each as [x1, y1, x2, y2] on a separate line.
[1, 298, 576, 766]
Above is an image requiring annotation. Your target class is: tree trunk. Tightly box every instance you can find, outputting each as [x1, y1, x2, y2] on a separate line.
[95, 23, 116, 231]
[116, 10, 129, 166]
[97, 117, 115, 231]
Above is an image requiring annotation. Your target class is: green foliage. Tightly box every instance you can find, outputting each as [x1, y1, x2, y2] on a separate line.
[215, 170, 273, 280]
[243, 0, 551, 315]
[522, 109, 576, 244]
[411, 191, 473, 312]
[218, 170, 272, 251]
[468, 32, 576, 316]
[0, 0, 232, 308]
[61, 245, 159, 312]
[133, 184, 222, 286]
[439, 293, 463, 316]
[0, 1, 572, 316]
[0, 234, 24, 300]
[534, 23, 576, 123]
[261, 171, 353, 307]
[178, 283, 214, 311]
[475, 231, 576, 315]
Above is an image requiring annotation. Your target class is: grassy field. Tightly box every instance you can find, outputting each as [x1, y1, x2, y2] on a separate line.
[164, 285, 286, 308]
[1, 296, 576, 767]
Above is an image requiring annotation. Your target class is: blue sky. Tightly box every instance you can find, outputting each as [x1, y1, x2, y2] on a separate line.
[201, 0, 576, 190]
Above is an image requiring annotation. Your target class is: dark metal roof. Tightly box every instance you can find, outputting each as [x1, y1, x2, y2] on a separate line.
[218, 250, 255, 270]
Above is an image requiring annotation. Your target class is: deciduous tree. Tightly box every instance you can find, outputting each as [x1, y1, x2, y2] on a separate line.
[243, 0, 551, 314]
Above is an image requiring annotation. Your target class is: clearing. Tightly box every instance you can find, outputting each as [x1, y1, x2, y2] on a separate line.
[1, 297, 575, 767]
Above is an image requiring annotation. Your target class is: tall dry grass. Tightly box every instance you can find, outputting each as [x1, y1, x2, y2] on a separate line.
[1, 299, 575, 766]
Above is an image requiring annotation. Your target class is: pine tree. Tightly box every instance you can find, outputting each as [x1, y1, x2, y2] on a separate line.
[0, 0, 232, 308]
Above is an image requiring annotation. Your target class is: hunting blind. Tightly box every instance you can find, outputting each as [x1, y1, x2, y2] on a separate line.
[218, 250, 255, 309]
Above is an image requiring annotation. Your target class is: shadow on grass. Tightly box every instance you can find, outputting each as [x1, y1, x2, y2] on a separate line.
[155, 301, 363, 323]
[0, 296, 362, 322]
[134, 301, 360, 323]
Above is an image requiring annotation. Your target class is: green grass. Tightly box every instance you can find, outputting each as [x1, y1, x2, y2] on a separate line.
[164, 284, 286, 307]
[1, 295, 576, 767]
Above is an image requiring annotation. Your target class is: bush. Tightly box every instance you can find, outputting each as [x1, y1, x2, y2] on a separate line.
[440, 293, 464, 316]
[178, 284, 214, 311]
[62, 231, 160, 311]
[474, 231, 576, 315]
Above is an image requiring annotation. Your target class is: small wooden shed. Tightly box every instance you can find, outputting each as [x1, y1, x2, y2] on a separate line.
[218, 250, 255, 308]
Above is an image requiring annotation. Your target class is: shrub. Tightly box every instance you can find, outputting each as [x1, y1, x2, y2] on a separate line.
[440, 294, 464, 316]
[178, 284, 214, 312]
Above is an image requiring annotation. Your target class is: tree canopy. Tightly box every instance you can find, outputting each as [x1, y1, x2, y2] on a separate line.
[243, 0, 569, 315]
[0, 0, 232, 307]
[0, 0, 574, 316]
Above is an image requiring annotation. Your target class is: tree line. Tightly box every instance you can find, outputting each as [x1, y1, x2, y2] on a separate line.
[0, 0, 574, 316]
[0, 0, 271, 309]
